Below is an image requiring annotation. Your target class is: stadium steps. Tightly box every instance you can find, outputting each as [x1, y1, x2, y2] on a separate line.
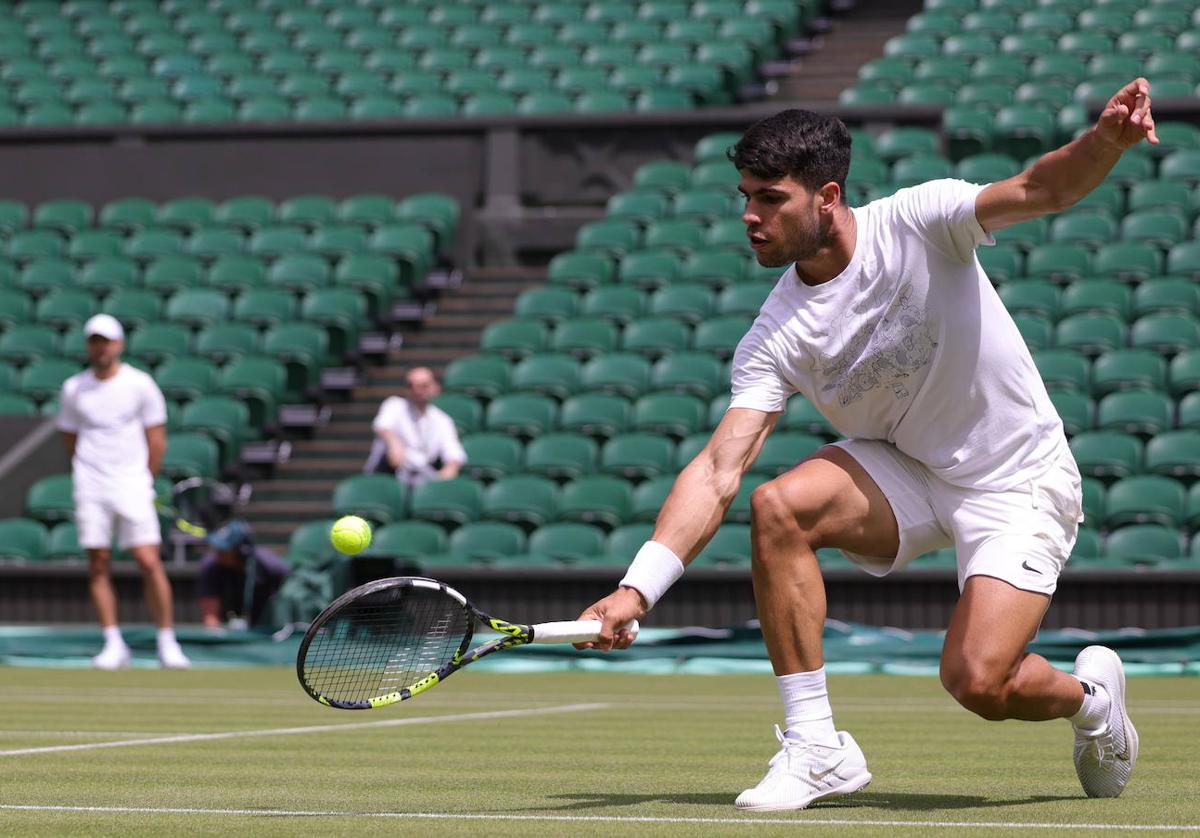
[242, 267, 539, 554]
[775, 0, 920, 102]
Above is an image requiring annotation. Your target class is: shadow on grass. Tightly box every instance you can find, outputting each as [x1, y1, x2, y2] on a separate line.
[516, 791, 1079, 813]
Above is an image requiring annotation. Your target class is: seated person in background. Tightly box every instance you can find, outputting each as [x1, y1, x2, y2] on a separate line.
[197, 520, 290, 629]
[363, 366, 466, 486]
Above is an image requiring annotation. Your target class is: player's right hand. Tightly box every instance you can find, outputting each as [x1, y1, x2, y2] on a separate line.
[574, 586, 646, 652]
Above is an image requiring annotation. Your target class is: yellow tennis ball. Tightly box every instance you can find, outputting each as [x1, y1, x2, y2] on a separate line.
[330, 515, 372, 555]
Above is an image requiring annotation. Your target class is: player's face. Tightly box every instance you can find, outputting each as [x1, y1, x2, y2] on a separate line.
[85, 335, 122, 371]
[738, 173, 825, 267]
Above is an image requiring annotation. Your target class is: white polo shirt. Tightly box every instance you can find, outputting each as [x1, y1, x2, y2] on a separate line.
[372, 397, 467, 472]
[729, 178, 1065, 492]
[57, 363, 167, 498]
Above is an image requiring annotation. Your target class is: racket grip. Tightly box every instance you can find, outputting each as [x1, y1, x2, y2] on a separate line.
[530, 619, 640, 645]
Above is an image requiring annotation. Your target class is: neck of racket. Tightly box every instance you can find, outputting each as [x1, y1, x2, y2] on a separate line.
[529, 619, 639, 645]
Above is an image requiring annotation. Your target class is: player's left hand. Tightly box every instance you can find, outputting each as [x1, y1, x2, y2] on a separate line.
[1096, 78, 1159, 149]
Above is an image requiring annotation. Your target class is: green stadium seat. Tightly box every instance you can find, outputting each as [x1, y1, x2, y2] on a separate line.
[522, 433, 598, 481]
[1055, 314, 1127, 356]
[0, 324, 59, 365]
[992, 217, 1048, 253]
[0, 393, 39, 416]
[1049, 214, 1116, 249]
[1026, 243, 1090, 283]
[78, 257, 141, 297]
[1145, 431, 1200, 478]
[580, 286, 644, 325]
[460, 433, 524, 482]
[693, 316, 750, 360]
[9, 232, 67, 265]
[265, 254, 330, 295]
[160, 432, 220, 481]
[69, 230, 125, 262]
[142, 255, 204, 297]
[300, 288, 365, 359]
[528, 522, 606, 563]
[1070, 527, 1103, 561]
[361, 520, 448, 560]
[180, 395, 252, 467]
[331, 474, 407, 525]
[483, 393, 558, 438]
[446, 521, 526, 563]
[482, 475, 559, 528]
[25, 474, 75, 525]
[263, 322, 329, 397]
[692, 523, 752, 567]
[479, 318, 549, 360]
[621, 317, 692, 360]
[1121, 211, 1189, 249]
[443, 355, 510, 400]
[977, 245, 1023, 282]
[649, 285, 715, 325]
[1133, 279, 1199, 318]
[1081, 476, 1105, 529]
[16, 258, 74, 297]
[44, 520, 84, 561]
[157, 197, 216, 232]
[1096, 390, 1173, 435]
[35, 289, 95, 331]
[510, 354, 581, 401]
[0, 289, 29, 329]
[1070, 431, 1143, 479]
[1065, 280, 1128, 319]
[559, 393, 630, 438]
[123, 322, 188, 366]
[551, 317, 620, 360]
[628, 389, 704, 435]
[434, 393, 483, 435]
[286, 518, 340, 564]
[164, 288, 228, 330]
[630, 474, 675, 523]
[547, 250, 615, 290]
[1106, 524, 1183, 567]
[1167, 243, 1200, 279]
[601, 433, 675, 480]
[218, 355, 285, 429]
[0, 517, 48, 561]
[154, 356, 218, 401]
[617, 250, 683, 291]
[409, 477, 484, 527]
[651, 352, 724, 400]
[214, 196, 274, 232]
[1105, 475, 1187, 528]
[1131, 314, 1200, 355]
[194, 322, 258, 365]
[752, 433, 827, 476]
[1090, 350, 1167, 395]
[1049, 390, 1093, 435]
[782, 394, 838, 437]
[556, 475, 632, 530]
[515, 287, 578, 324]
[33, 199, 91, 235]
[1033, 349, 1090, 392]
[232, 288, 296, 329]
[999, 281, 1060, 319]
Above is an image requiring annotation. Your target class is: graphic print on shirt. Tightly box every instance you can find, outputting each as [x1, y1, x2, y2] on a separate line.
[815, 277, 938, 406]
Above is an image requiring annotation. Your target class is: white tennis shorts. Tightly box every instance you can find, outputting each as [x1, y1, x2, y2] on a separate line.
[832, 439, 1084, 596]
[75, 487, 161, 551]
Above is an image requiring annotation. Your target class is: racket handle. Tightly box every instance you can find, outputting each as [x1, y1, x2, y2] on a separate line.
[530, 619, 640, 645]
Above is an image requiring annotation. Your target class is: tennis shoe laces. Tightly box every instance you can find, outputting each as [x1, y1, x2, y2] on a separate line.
[92, 642, 131, 670]
[735, 725, 872, 811]
[1072, 646, 1137, 798]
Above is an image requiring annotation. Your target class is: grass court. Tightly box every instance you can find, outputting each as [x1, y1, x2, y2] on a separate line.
[1, 667, 1197, 837]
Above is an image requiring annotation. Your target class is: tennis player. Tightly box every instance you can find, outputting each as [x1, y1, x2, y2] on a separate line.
[57, 314, 191, 670]
[580, 79, 1157, 808]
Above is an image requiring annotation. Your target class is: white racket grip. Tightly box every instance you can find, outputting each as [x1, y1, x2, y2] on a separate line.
[529, 619, 640, 645]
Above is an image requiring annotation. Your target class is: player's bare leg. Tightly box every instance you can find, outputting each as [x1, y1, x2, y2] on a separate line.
[129, 544, 191, 669]
[737, 446, 899, 811]
[940, 576, 1137, 797]
[88, 548, 131, 670]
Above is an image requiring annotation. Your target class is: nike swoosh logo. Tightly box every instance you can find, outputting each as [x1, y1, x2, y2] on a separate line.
[1021, 560, 1042, 575]
[809, 760, 845, 782]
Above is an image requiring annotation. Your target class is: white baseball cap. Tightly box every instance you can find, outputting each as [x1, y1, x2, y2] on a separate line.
[83, 313, 125, 341]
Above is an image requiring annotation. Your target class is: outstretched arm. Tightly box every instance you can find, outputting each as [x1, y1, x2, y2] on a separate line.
[976, 78, 1159, 233]
[575, 407, 779, 649]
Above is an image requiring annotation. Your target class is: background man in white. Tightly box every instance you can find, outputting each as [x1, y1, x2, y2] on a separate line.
[577, 79, 1158, 808]
[364, 366, 466, 487]
[57, 314, 190, 670]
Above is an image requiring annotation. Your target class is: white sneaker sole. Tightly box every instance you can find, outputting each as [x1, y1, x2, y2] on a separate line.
[735, 771, 873, 812]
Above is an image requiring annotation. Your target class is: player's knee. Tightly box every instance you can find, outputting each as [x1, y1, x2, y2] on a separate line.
[87, 551, 112, 575]
[750, 481, 820, 543]
[941, 658, 1011, 721]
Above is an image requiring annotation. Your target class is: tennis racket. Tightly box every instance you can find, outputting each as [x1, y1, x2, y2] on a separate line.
[155, 477, 250, 537]
[296, 576, 638, 710]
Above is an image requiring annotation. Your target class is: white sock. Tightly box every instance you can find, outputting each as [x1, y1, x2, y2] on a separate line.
[1070, 680, 1110, 731]
[157, 628, 178, 648]
[102, 626, 125, 647]
[777, 667, 839, 746]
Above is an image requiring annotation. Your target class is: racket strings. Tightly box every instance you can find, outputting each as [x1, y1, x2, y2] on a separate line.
[302, 585, 471, 703]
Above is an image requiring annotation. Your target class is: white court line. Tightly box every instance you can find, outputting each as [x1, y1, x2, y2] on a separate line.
[0, 703, 607, 757]
[0, 805, 1197, 831]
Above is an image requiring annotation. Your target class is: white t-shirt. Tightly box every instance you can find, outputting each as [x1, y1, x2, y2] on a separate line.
[372, 397, 467, 472]
[730, 178, 1064, 491]
[57, 364, 168, 497]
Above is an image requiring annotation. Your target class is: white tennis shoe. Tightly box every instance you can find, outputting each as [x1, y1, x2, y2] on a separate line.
[735, 725, 872, 811]
[92, 643, 131, 670]
[1072, 645, 1138, 798]
[158, 641, 192, 670]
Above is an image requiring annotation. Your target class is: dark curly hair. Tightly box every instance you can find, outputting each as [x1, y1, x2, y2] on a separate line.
[728, 109, 852, 199]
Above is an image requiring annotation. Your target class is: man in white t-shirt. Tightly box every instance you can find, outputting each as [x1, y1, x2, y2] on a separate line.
[57, 314, 190, 670]
[363, 366, 466, 487]
[578, 79, 1159, 807]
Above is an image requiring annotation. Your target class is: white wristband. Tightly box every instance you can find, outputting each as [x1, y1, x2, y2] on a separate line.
[620, 541, 685, 610]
